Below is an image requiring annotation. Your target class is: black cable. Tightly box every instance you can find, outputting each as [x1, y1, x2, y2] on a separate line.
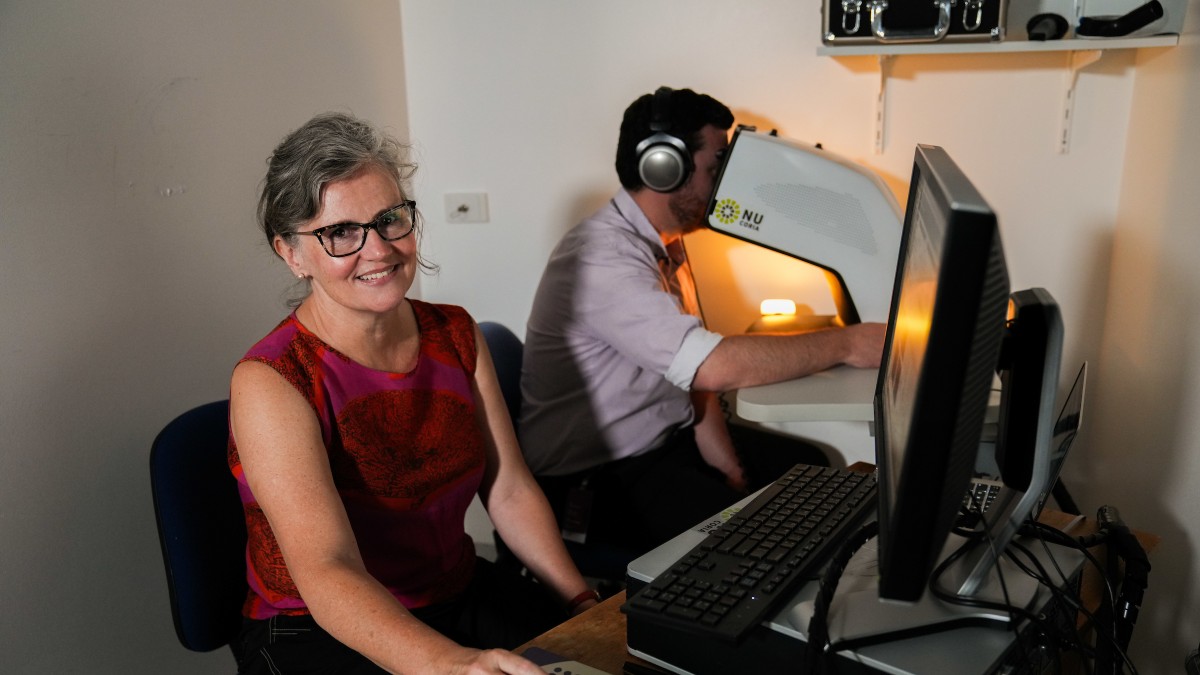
[928, 532, 1014, 616]
[927, 539, 1052, 673]
[1005, 540, 1098, 668]
[994, 531, 1099, 670]
[1090, 505, 1149, 675]
[801, 512, 1143, 674]
[1021, 521, 1117, 671]
[1097, 506, 1150, 655]
[1022, 515, 1143, 674]
[804, 520, 878, 674]
[1023, 520, 1113, 578]
[940, 497, 1020, 622]
[1095, 542, 1122, 674]
[1026, 530, 1110, 641]
[937, 514, 1132, 672]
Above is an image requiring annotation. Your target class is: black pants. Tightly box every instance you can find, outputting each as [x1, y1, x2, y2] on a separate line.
[235, 558, 564, 674]
[536, 424, 829, 558]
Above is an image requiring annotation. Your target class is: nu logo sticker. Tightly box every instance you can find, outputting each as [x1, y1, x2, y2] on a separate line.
[714, 198, 763, 231]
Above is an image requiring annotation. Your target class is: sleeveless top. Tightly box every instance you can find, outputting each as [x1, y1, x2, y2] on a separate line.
[228, 300, 485, 619]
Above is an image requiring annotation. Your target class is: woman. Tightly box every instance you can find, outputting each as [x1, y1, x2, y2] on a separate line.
[229, 112, 598, 674]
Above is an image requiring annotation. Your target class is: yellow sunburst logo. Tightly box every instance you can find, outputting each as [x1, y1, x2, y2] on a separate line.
[714, 198, 740, 225]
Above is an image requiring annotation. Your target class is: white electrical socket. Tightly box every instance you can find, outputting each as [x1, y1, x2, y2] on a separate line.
[444, 192, 489, 223]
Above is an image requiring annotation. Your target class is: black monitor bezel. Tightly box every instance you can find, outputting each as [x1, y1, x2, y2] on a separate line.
[874, 144, 1011, 603]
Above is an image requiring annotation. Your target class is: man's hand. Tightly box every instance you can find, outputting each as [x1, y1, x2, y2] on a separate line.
[841, 322, 887, 369]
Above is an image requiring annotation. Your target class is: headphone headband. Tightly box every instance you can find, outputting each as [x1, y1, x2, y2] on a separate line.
[636, 86, 691, 192]
[650, 86, 673, 133]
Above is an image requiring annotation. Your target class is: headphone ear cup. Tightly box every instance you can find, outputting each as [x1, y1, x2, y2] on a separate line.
[636, 132, 691, 192]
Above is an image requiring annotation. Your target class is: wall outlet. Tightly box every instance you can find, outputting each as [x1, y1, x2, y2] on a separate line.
[444, 192, 489, 223]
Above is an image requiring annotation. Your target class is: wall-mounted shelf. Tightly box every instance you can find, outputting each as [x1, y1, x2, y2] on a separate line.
[816, 34, 1178, 56]
[819, 34, 1180, 154]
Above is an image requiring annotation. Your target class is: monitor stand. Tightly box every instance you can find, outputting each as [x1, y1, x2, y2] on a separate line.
[788, 533, 1079, 651]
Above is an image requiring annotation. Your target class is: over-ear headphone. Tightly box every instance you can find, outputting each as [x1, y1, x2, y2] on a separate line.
[635, 87, 692, 192]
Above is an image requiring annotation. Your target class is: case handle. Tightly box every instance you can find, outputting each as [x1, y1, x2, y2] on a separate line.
[962, 0, 984, 31]
[867, 0, 954, 43]
[841, 0, 864, 34]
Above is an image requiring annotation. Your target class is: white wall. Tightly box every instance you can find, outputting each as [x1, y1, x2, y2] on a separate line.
[0, 1, 409, 672]
[400, 0, 1138, 465]
[2, 0, 1195, 672]
[402, 1, 1135, 368]
[401, 0, 1198, 671]
[1091, 10, 1200, 671]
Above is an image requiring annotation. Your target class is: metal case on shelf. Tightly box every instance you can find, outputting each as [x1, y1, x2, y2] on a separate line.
[824, 0, 1007, 45]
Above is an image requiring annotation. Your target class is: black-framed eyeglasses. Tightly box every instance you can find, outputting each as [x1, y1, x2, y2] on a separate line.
[293, 201, 417, 257]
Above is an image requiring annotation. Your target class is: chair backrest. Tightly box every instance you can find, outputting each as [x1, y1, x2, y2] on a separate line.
[476, 322, 636, 582]
[479, 321, 524, 427]
[149, 399, 247, 654]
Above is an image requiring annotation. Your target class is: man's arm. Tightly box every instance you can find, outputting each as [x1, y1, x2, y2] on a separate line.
[690, 390, 747, 492]
[691, 322, 887, 393]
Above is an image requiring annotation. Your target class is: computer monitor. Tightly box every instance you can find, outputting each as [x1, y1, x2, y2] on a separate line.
[952, 287, 1064, 597]
[1032, 361, 1086, 519]
[994, 288, 1065, 493]
[873, 144, 1011, 603]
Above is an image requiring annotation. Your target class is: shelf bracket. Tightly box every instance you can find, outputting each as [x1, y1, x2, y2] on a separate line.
[874, 55, 894, 155]
[1059, 49, 1102, 154]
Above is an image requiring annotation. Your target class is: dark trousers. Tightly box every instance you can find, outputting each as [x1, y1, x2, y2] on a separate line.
[536, 424, 829, 558]
[235, 558, 564, 674]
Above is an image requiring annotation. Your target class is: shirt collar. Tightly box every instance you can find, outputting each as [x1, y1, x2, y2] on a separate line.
[612, 188, 669, 261]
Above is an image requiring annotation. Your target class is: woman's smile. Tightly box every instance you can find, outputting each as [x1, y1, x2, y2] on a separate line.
[356, 264, 399, 283]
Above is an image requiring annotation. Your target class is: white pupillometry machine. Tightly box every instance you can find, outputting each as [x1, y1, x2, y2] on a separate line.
[706, 127, 902, 325]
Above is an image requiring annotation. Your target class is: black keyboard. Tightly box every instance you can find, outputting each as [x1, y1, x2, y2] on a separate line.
[963, 478, 1002, 514]
[622, 464, 877, 644]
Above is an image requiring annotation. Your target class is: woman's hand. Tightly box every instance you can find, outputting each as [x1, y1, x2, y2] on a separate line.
[444, 647, 545, 675]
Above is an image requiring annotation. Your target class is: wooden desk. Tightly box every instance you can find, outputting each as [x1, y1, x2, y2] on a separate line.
[518, 511, 1159, 675]
[517, 591, 642, 674]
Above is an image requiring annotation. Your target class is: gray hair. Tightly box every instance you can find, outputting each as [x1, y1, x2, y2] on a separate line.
[258, 112, 433, 272]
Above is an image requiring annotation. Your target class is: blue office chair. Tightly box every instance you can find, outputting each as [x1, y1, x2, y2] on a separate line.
[480, 321, 525, 426]
[149, 399, 246, 658]
[478, 322, 635, 586]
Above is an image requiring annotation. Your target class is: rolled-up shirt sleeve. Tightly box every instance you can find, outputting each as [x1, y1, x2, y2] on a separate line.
[666, 327, 723, 390]
[520, 190, 729, 473]
[572, 222, 722, 392]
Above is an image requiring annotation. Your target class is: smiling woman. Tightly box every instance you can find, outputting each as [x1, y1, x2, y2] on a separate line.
[276, 163, 421, 336]
[226, 113, 598, 675]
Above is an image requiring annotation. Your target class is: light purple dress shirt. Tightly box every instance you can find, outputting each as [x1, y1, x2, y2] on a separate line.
[519, 189, 723, 476]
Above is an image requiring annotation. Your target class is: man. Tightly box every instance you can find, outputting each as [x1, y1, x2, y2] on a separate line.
[519, 87, 886, 556]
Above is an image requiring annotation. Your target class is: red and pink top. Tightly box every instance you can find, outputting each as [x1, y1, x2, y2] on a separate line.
[228, 301, 485, 619]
